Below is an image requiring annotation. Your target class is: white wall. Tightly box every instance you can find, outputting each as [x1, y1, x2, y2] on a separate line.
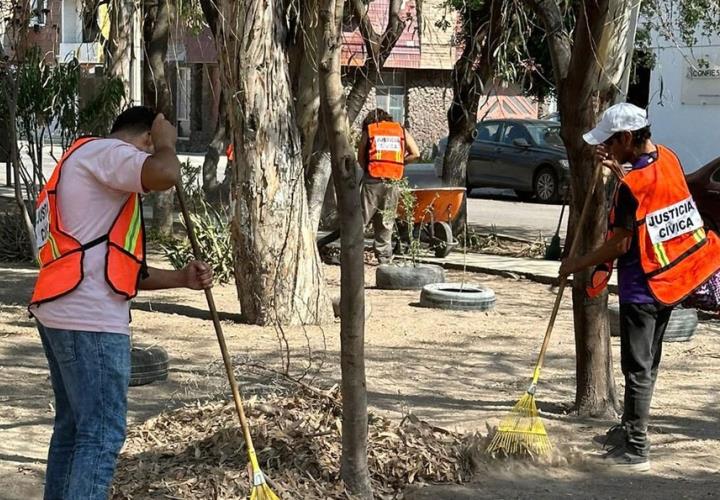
[648, 35, 720, 172]
[61, 0, 83, 43]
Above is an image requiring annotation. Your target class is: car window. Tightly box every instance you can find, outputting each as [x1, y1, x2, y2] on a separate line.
[527, 124, 563, 147]
[501, 124, 533, 145]
[475, 123, 500, 143]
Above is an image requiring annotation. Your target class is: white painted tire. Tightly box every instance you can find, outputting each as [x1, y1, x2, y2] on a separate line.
[420, 282, 496, 311]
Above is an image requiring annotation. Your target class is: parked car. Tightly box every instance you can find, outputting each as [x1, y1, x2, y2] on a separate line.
[433, 119, 569, 203]
[687, 155, 720, 232]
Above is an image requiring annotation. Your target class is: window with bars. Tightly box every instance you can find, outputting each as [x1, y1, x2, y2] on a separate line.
[376, 71, 406, 124]
[176, 67, 192, 138]
[30, 0, 47, 27]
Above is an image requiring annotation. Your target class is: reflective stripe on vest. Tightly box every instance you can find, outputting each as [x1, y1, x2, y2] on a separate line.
[367, 121, 405, 180]
[624, 145, 720, 305]
[30, 137, 146, 306]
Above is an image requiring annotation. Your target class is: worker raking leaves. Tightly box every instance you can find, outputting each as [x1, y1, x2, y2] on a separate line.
[561, 103, 720, 471]
[29, 107, 214, 499]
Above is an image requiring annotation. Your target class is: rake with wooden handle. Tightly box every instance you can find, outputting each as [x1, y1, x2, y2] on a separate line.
[175, 183, 280, 500]
[486, 163, 604, 456]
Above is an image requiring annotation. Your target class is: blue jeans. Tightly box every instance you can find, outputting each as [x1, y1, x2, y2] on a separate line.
[38, 323, 131, 500]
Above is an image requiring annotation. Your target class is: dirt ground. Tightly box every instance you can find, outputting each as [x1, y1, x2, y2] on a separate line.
[1, 255, 720, 499]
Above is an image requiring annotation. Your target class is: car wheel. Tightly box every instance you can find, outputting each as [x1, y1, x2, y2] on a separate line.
[534, 167, 559, 203]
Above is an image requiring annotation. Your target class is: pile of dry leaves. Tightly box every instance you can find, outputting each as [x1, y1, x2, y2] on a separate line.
[112, 382, 476, 499]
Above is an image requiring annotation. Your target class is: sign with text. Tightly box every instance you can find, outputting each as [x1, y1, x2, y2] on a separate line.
[682, 58, 720, 105]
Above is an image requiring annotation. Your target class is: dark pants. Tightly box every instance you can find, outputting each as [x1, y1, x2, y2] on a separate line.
[619, 302, 672, 457]
[38, 322, 131, 499]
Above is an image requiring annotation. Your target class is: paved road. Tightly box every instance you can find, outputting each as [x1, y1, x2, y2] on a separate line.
[406, 163, 567, 242]
[1, 154, 566, 243]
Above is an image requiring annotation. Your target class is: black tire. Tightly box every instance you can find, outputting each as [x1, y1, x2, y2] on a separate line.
[376, 264, 446, 290]
[130, 346, 169, 387]
[533, 167, 559, 203]
[420, 283, 496, 311]
[432, 221, 454, 258]
[607, 303, 698, 342]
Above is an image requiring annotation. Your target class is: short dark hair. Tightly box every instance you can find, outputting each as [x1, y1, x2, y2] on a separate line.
[362, 108, 394, 132]
[631, 126, 652, 146]
[605, 126, 652, 147]
[110, 106, 157, 135]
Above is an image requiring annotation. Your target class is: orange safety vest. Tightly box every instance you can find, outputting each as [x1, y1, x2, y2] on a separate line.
[619, 145, 720, 305]
[30, 137, 146, 307]
[367, 121, 405, 180]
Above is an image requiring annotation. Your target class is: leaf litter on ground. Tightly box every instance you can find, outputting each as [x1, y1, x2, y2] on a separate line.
[112, 364, 593, 499]
[112, 369, 476, 499]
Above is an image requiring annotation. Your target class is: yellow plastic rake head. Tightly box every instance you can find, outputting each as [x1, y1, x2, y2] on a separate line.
[247, 453, 280, 500]
[486, 390, 552, 457]
[250, 482, 280, 500]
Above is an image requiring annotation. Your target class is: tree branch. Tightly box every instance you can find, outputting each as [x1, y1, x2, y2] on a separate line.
[345, 0, 406, 122]
[523, 0, 572, 85]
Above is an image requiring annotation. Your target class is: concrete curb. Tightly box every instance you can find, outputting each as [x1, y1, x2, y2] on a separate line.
[408, 256, 620, 294]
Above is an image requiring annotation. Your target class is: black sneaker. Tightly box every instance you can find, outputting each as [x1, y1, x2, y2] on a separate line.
[592, 423, 627, 450]
[599, 445, 650, 472]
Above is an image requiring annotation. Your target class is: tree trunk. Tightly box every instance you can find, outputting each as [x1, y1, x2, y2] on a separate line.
[143, 0, 175, 236]
[105, 0, 133, 101]
[319, 0, 372, 495]
[201, 90, 227, 194]
[303, 0, 405, 233]
[441, 2, 503, 231]
[524, 0, 630, 417]
[216, 0, 332, 326]
[562, 110, 618, 417]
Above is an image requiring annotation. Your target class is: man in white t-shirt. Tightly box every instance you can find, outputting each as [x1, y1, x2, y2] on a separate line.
[31, 107, 213, 499]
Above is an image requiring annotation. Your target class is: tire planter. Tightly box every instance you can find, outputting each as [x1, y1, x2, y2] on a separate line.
[376, 264, 445, 291]
[130, 346, 170, 387]
[420, 283, 496, 311]
[607, 303, 698, 342]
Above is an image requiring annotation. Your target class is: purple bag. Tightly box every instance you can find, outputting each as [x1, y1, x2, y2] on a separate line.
[682, 270, 720, 311]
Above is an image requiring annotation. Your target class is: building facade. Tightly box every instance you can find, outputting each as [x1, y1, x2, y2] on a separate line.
[5, 0, 540, 156]
[647, 32, 720, 172]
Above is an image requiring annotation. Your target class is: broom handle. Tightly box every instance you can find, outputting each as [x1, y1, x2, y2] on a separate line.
[174, 183, 263, 473]
[530, 164, 603, 387]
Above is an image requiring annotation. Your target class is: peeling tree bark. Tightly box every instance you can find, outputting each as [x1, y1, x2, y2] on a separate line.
[319, 0, 372, 495]
[215, 0, 333, 326]
[143, 0, 175, 236]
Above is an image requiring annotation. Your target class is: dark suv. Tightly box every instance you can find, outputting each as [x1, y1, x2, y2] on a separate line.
[434, 119, 569, 202]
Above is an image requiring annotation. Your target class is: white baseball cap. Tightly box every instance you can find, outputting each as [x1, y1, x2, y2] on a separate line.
[582, 103, 650, 145]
